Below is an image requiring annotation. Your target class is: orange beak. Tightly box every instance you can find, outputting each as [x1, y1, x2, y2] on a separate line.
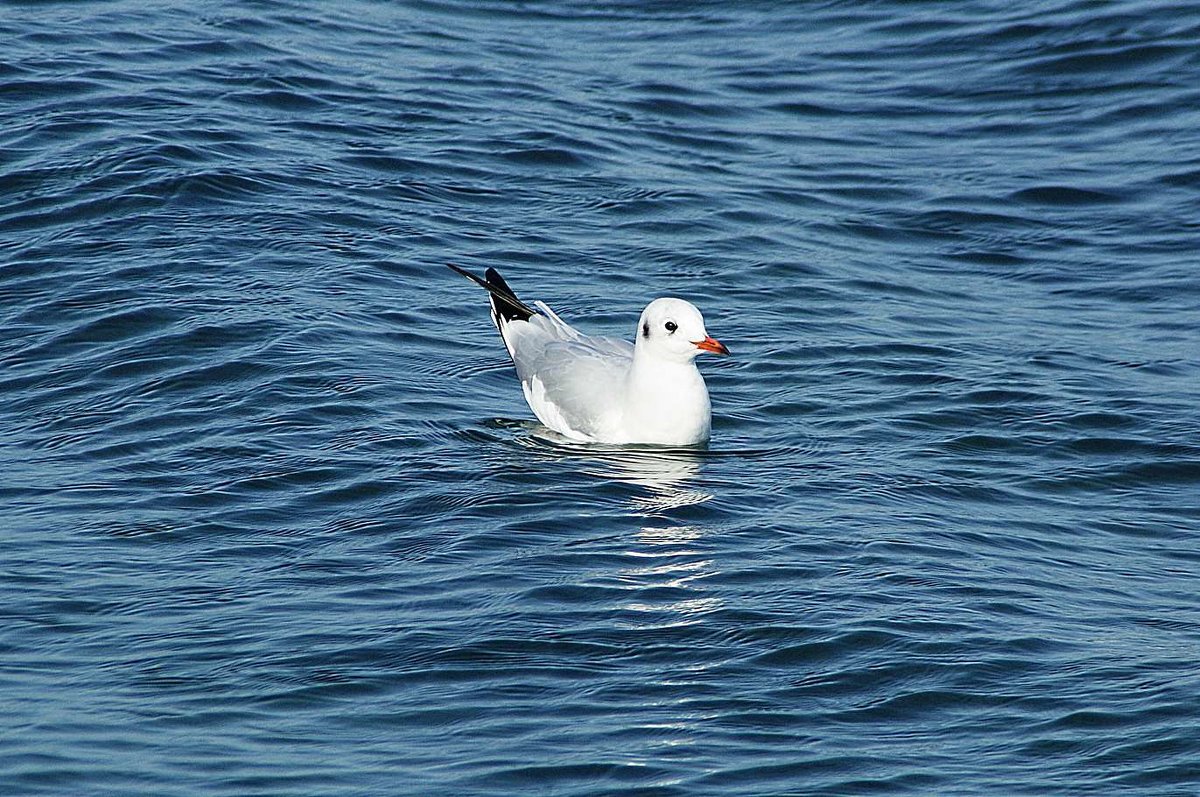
[693, 335, 730, 355]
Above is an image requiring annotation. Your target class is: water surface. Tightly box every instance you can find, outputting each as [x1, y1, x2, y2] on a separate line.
[2, 1, 1198, 795]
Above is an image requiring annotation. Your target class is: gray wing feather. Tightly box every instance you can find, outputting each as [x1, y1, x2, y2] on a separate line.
[502, 306, 632, 439]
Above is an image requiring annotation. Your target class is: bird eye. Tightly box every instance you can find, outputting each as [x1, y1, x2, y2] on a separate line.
[665, 321, 677, 333]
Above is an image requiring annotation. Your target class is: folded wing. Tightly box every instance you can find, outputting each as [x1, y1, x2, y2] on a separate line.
[502, 305, 633, 441]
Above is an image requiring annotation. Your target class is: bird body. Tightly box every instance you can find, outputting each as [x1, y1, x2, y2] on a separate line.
[448, 265, 728, 446]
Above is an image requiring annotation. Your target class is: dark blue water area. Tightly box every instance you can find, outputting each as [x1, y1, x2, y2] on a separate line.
[3, 0, 1199, 794]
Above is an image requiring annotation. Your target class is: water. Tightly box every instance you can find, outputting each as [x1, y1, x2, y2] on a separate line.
[3, 1, 1198, 794]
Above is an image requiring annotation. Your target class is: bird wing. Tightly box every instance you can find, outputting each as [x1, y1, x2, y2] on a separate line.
[501, 303, 633, 440]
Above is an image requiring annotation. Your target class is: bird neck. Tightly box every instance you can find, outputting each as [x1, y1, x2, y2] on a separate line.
[630, 347, 699, 380]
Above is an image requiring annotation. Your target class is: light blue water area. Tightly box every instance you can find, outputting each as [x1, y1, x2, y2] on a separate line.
[2, 1, 1199, 795]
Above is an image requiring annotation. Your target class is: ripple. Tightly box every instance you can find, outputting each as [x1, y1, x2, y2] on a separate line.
[1011, 185, 1125, 206]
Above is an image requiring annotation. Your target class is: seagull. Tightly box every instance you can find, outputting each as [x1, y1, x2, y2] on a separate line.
[448, 264, 729, 447]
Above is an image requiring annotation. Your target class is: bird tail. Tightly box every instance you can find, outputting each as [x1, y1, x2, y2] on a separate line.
[446, 263, 536, 330]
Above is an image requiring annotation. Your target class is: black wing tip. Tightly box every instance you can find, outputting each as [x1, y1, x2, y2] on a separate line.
[447, 262, 535, 323]
[446, 262, 485, 287]
[483, 267, 506, 286]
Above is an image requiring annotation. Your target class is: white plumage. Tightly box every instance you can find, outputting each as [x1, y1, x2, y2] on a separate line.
[449, 265, 729, 446]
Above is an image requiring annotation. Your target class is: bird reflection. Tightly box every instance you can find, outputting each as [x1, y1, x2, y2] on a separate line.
[512, 422, 715, 514]
[508, 421, 722, 627]
[620, 524, 720, 623]
[583, 446, 713, 515]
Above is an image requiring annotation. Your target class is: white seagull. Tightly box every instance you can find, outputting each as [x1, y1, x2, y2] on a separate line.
[448, 264, 729, 446]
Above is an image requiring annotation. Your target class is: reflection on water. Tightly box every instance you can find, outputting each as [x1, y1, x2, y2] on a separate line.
[512, 421, 722, 624]
[622, 524, 721, 624]
[580, 447, 720, 627]
[513, 421, 715, 514]
[636, 525, 705, 546]
[590, 448, 713, 515]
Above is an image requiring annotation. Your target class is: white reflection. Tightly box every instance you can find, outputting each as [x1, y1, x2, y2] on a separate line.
[511, 420, 715, 515]
[583, 446, 713, 515]
[635, 524, 704, 546]
[616, 523, 722, 630]
[501, 423, 723, 766]
[506, 422, 723, 623]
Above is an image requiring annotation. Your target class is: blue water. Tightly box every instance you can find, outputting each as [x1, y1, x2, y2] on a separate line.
[3, 1, 1199, 794]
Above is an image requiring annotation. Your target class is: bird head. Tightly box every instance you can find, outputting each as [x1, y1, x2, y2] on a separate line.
[635, 298, 729, 363]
